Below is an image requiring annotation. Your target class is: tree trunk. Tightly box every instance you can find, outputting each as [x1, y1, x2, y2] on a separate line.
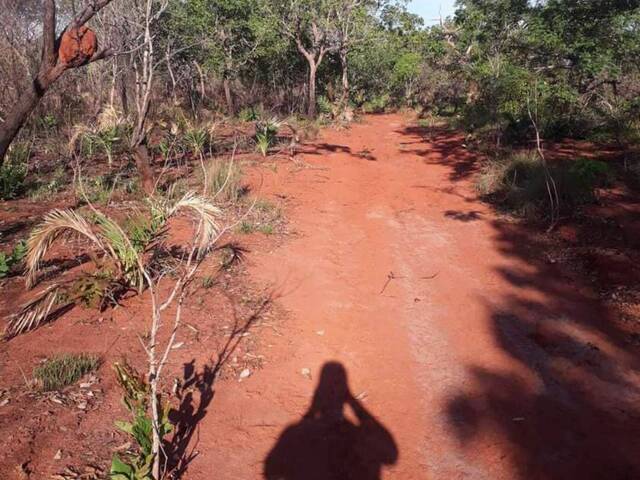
[0, 0, 114, 166]
[340, 49, 349, 106]
[308, 62, 318, 118]
[119, 75, 129, 115]
[223, 77, 235, 115]
[0, 86, 41, 163]
[0, 70, 60, 164]
[134, 144, 156, 195]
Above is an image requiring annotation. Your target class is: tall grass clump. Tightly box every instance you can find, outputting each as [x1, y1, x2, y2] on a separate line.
[34, 353, 100, 391]
[206, 158, 242, 202]
[255, 118, 281, 157]
[477, 150, 611, 217]
[0, 143, 30, 199]
[69, 106, 130, 166]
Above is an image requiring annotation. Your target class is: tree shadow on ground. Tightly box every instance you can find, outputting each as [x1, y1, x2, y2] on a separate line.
[397, 122, 640, 479]
[446, 221, 640, 479]
[0, 219, 32, 242]
[396, 125, 477, 181]
[165, 293, 273, 478]
[444, 210, 484, 222]
[263, 361, 398, 480]
[301, 143, 378, 162]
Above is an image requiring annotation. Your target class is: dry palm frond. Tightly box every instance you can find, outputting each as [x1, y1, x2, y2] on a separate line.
[5, 285, 68, 338]
[160, 192, 222, 254]
[10, 191, 223, 337]
[26, 209, 107, 289]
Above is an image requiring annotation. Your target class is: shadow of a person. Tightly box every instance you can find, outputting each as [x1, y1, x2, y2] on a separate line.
[264, 362, 398, 480]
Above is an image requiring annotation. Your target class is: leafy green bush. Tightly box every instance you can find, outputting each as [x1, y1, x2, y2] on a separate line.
[255, 118, 281, 157]
[392, 52, 421, 102]
[317, 95, 333, 116]
[37, 114, 58, 133]
[111, 361, 172, 480]
[184, 127, 209, 155]
[66, 271, 120, 310]
[0, 157, 28, 200]
[34, 354, 100, 391]
[565, 159, 612, 203]
[124, 213, 164, 254]
[239, 106, 260, 122]
[0, 240, 27, 278]
[76, 174, 118, 205]
[72, 122, 129, 165]
[362, 94, 390, 114]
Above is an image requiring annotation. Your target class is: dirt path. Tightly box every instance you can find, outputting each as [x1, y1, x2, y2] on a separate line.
[186, 114, 640, 479]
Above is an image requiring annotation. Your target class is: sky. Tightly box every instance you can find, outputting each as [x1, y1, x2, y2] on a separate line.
[408, 0, 457, 25]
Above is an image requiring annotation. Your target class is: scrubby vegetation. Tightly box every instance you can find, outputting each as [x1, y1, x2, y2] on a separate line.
[477, 151, 612, 217]
[2, 1, 638, 223]
[383, 1, 637, 223]
[111, 360, 172, 480]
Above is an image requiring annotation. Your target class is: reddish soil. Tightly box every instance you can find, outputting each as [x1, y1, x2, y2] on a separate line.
[1, 113, 640, 479]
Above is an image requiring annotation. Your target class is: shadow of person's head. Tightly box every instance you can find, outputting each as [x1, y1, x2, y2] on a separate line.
[305, 361, 350, 421]
[265, 361, 398, 480]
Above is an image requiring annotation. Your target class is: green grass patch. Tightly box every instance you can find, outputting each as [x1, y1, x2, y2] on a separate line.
[259, 224, 274, 235]
[34, 353, 101, 391]
[239, 221, 255, 234]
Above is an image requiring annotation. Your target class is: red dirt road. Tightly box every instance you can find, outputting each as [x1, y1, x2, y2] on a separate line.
[1, 114, 639, 479]
[184, 114, 640, 479]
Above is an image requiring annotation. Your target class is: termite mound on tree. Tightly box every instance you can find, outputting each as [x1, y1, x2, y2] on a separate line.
[58, 26, 98, 67]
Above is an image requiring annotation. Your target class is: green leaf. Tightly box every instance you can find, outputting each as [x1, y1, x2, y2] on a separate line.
[0, 253, 10, 278]
[11, 240, 27, 263]
[110, 454, 134, 477]
[115, 420, 134, 435]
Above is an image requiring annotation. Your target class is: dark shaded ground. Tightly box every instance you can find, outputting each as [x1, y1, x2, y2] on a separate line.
[400, 122, 640, 479]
